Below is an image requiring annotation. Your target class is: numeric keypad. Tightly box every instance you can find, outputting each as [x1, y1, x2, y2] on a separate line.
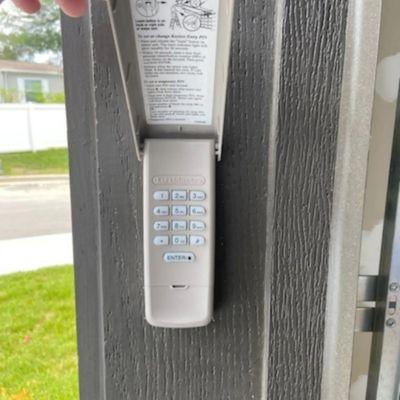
[152, 189, 207, 256]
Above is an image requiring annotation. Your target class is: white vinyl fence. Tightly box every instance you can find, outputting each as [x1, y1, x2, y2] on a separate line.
[0, 104, 67, 153]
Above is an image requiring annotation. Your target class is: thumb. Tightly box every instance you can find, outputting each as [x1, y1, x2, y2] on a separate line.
[55, 0, 87, 17]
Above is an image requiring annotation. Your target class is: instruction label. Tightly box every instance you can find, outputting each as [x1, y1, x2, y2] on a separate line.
[132, 0, 219, 125]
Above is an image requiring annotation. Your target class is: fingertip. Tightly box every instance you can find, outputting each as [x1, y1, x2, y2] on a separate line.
[12, 0, 41, 14]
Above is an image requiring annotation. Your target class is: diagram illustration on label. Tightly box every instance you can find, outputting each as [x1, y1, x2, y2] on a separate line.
[136, 0, 167, 18]
[170, 0, 215, 31]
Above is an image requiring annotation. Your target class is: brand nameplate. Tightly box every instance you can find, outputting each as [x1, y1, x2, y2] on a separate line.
[153, 175, 205, 186]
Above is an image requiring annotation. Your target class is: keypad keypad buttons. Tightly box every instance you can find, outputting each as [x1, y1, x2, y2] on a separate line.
[154, 221, 169, 231]
[152, 185, 208, 252]
[190, 221, 205, 231]
[190, 235, 205, 246]
[164, 252, 195, 263]
[154, 236, 169, 246]
[153, 206, 169, 216]
[172, 190, 187, 201]
[172, 205, 187, 216]
[153, 191, 169, 201]
[172, 235, 187, 246]
[190, 191, 206, 201]
[190, 206, 206, 216]
[172, 220, 187, 231]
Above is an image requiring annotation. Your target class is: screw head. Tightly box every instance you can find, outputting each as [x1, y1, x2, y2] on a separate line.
[386, 318, 396, 328]
[389, 282, 400, 292]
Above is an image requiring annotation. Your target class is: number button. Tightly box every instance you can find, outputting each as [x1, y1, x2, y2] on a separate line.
[172, 220, 187, 231]
[172, 205, 187, 216]
[190, 221, 205, 231]
[153, 191, 169, 201]
[154, 221, 169, 231]
[190, 235, 205, 246]
[153, 236, 169, 246]
[153, 206, 169, 216]
[190, 191, 206, 201]
[172, 235, 187, 245]
[190, 206, 206, 216]
[172, 190, 187, 201]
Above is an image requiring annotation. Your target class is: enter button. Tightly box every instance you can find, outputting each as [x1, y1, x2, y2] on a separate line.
[163, 252, 195, 263]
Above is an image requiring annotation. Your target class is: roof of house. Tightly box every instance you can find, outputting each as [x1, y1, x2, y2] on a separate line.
[0, 59, 63, 74]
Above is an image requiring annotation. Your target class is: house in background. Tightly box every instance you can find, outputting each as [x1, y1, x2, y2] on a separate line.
[0, 59, 64, 103]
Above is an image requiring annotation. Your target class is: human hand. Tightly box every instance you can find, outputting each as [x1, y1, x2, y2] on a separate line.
[10, 0, 86, 17]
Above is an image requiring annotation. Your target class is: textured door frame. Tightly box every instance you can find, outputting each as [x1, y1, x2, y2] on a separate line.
[61, 0, 351, 398]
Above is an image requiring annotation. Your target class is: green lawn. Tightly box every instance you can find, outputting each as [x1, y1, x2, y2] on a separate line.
[0, 266, 78, 400]
[0, 149, 69, 176]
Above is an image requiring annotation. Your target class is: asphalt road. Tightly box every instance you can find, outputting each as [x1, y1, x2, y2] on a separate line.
[0, 176, 72, 240]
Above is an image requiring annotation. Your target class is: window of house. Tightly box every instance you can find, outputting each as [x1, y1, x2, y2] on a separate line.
[17, 78, 49, 102]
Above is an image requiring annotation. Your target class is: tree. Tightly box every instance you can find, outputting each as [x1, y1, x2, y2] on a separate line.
[0, 0, 61, 62]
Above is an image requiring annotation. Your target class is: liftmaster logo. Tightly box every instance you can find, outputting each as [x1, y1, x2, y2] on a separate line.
[152, 175, 205, 186]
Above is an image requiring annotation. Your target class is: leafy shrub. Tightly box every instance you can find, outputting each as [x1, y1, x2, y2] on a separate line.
[0, 87, 65, 103]
[0, 87, 20, 103]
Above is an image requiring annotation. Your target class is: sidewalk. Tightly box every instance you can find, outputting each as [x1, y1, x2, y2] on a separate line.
[0, 174, 73, 275]
[0, 233, 73, 275]
[0, 174, 69, 185]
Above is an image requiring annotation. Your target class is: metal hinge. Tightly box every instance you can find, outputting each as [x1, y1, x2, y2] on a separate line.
[355, 275, 377, 332]
[355, 275, 400, 333]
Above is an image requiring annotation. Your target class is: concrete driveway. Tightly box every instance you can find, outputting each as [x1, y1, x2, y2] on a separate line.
[0, 175, 73, 274]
